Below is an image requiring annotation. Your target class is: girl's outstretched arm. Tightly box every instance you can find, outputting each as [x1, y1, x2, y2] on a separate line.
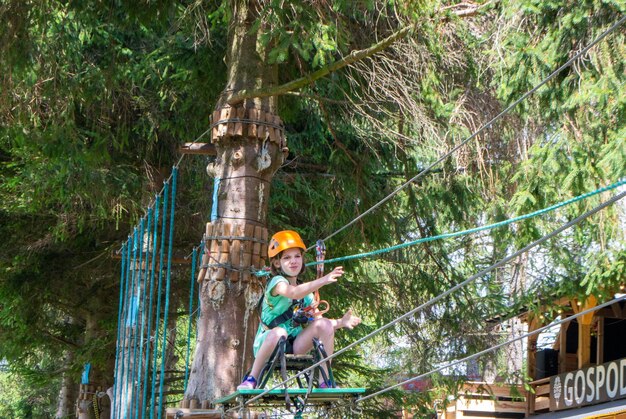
[273, 266, 344, 300]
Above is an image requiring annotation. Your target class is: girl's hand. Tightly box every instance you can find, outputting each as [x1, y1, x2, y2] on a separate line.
[340, 309, 361, 330]
[323, 266, 344, 284]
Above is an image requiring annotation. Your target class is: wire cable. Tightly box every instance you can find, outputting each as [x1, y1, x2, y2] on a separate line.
[249, 177, 625, 276]
[174, 125, 213, 169]
[311, 13, 626, 249]
[233, 189, 625, 411]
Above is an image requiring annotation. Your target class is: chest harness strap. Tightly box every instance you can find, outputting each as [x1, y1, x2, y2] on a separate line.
[260, 298, 309, 330]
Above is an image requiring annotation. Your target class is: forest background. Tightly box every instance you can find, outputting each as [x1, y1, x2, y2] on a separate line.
[0, 0, 624, 417]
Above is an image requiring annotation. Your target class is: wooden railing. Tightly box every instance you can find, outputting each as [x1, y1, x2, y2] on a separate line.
[439, 382, 526, 419]
[526, 376, 550, 415]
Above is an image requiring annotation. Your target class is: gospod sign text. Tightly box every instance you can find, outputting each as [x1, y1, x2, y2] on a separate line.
[550, 357, 626, 411]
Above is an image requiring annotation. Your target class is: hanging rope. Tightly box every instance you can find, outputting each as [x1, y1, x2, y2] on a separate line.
[112, 172, 176, 419]
[312, 13, 626, 249]
[150, 182, 169, 419]
[158, 167, 178, 419]
[111, 241, 126, 418]
[111, 167, 180, 419]
[183, 246, 198, 392]
[133, 216, 146, 418]
[137, 207, 156, 419]
[197, 241, 204, 323]
[125, 229, 139, 419]
[141, 198, 160, 417]
[234, 189, 626, 410]
[117, 235, 133, 419]
[210, 177, 220, 223]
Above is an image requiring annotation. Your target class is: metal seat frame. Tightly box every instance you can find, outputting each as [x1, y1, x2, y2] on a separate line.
[252, 336, 335, 416]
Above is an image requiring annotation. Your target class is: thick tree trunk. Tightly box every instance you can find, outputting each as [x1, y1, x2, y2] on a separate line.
[184, 0, 286, 405]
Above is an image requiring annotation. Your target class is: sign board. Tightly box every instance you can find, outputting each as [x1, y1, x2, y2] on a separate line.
[402, 378, 431, 392]
[550, 357, 626, 411]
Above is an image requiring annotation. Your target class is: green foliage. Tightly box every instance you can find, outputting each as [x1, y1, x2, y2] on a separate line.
[495, 0, 626, 301]
[0, 0, 624, 415]
[255, 0, 378, 69]
[0, 365, 58, 418]
[0, 0, 225, 408]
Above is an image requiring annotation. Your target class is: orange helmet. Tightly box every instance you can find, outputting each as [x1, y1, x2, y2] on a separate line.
[268, 230, 306, 258]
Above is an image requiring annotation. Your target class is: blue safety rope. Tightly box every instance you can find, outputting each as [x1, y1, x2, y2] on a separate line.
[119, 236, 132, 419]
[158, 167, 178, 419]
[132, 217, 146, 418]
[142, 196, 160, 418]
[114, 153, 193, 417]
[137, 209, 153, 419]
[124, 228, 138, 419]
[183, 246, 198, 392]
[197, 241, 204, 322]
[150, 182, 169, 419]
[137, 207, 152, 418]
[112, 241, 126, 417]
[211, 177, 220, 222]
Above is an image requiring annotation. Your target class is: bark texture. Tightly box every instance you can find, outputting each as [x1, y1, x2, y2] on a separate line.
[184, 0, 285, 405]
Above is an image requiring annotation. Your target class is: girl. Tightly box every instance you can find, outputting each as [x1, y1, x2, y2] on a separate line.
[237, 230, 361, 390]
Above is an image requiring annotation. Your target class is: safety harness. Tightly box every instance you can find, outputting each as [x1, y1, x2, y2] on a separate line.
[261, 298, 309, 330]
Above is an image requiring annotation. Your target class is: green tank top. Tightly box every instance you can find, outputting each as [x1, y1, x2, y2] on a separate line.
[252, 275, 314, 356]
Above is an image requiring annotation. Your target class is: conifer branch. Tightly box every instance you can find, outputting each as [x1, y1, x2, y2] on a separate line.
[226, 25, 413, 105]
[226, 2, 487, 105]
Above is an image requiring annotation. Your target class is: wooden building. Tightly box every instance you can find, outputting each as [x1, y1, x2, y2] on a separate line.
[524, 294, 626, 418]
[430, 292, 626, 419]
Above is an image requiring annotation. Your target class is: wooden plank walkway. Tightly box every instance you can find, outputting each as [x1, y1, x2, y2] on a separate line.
[214, 387, 366, 406]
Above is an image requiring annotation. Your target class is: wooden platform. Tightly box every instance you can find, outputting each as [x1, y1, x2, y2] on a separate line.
[165, 407, 222, 418]
[214, 387, 366, 407]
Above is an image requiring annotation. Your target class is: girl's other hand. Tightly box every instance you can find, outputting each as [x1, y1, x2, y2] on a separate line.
[340, 309, 361, 330]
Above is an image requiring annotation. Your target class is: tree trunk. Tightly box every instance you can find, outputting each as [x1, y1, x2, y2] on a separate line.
[56, 352, 78, 419]
[183, 0, 286, 405]
[77, 315, 113, 419]
[505, 253, 527, 382]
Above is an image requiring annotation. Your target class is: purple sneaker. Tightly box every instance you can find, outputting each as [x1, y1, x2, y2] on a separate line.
[319, 380, 338, 389]
[237, 375, 257, 390]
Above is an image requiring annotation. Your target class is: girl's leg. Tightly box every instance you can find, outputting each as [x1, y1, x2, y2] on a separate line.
[248, 327, 288, 381]
[292, 318, 335, 384]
